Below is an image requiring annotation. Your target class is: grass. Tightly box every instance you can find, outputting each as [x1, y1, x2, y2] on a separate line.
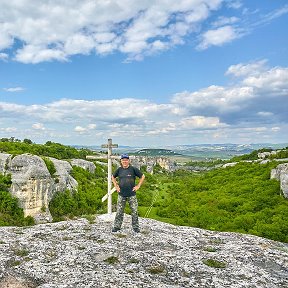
[14, 248, 29, 257]
[128, 258, 140, 264]
[104, 256, 119, 264]
[147, 265, 166, 274]
[202, 258, 226, 268]
[204, 247, 218, 252]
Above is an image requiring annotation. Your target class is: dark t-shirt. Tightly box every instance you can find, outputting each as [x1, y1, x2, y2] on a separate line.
[113, 165, 143, 197]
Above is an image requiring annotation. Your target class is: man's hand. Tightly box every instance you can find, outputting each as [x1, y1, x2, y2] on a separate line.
[133, 184, 141, 192]
[115, 184, 120, 193]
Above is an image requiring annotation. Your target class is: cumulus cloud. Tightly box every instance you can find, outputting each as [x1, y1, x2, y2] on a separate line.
[179, 116, 227, 129]
[242, 67, 288, 95]
[225, 60, 268, 78]
[0, 60, 287, 145]
[171, 60, 288, 130]
[0, 1, 286, 63]
[74, 123, 97, 134]
[197, 25, 240, 50]
[0, 0, 225, 63]
[172, 85, 255, 113]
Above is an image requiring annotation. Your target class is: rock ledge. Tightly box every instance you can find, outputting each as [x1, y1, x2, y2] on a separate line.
[0, 214, 287, 287]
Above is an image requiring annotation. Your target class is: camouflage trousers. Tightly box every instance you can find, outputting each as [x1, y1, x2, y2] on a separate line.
[113, 195, 139, 230]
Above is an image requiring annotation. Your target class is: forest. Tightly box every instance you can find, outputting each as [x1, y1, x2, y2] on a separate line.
[0, 138, 287, 243]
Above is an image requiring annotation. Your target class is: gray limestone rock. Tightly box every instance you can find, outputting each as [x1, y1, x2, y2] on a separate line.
[0, 153, 11, 173]
[0, 153, 96, 222]
[130, 156, 176, 173]
[48, 157, 78, 193]
[7, 154, 53, 219]
[0, 215, 287, 287]
[271, 163, 288, 198]
[71, 158, 96, 173]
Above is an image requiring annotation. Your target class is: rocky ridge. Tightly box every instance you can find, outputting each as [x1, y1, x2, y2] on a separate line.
[0, 214, 287, 287]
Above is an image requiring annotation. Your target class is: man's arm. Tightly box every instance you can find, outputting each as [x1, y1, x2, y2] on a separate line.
[133, 174, 145, 191]
[112, 175, 120, 193]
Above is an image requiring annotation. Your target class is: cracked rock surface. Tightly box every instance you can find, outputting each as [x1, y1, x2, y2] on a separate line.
[0, 214, 287, 287]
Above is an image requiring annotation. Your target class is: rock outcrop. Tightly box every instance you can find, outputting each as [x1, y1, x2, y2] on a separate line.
[49, 158, 78, 194]
[71, 159, 96, 173]
[271, 163, 288, 198]
[0, 153, 96, 222]
[131, 156, 176, 173]
[0, 214, 287, 287]
[7, 154, 54, 222]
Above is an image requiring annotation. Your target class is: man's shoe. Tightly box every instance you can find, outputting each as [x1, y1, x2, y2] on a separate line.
[112, 227, 120, 232]
[133, 228, 140, 233]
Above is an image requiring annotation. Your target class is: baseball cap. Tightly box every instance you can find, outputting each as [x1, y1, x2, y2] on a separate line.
[120, 154, 129, 159]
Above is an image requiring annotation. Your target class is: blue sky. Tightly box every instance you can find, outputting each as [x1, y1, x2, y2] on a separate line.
[0, 0, 288, 147]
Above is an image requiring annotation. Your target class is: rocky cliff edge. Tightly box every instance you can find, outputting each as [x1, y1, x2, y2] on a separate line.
[0, 214, 287, 288]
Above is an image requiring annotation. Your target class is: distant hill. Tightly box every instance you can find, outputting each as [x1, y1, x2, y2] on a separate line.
[72, 143, 288, 160]
[133, 148, 182, 156]
[164, 143, 288, 160]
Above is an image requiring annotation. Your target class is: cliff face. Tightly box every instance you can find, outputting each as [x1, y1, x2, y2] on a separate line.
[271, 163, 288, 198]
[0, 214, 287, 287]
[0, 153, 95, 222]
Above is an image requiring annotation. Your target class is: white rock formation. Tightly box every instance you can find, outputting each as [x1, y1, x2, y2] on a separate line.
[0, 153, 96, 222]
[0, 215, 287, 287]
[271, 163, 288, 198]
[48, 157, 78, 193]
[71, 158, 96, 173]
[131, 156, 176, 173]
[7, 154, 53, 220]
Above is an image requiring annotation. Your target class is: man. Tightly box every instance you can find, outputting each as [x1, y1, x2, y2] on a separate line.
[111, 154, 145, 233]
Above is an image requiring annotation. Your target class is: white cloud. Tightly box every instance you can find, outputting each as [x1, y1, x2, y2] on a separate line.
[0, 1, 286, 63]
[259, 4, 288, 23]
[172, 85, 254, 113]
[0, 53, 9, 61]
[74, 126, 87, 133]
[197, 25, 239, 50]
[0, 127, 17, 132]
[225, 60, 268, 77]
[88, 124, 97, 130]
[3, 87, 25, 92]
[32, 123, 45, 130]
[243, 67, 288, 95]
[212, 16, 239, 27]
[74, 124, 97, 134]
[14, 45, 68, 64]
[0, 0, 225, 63]
[257, 111, 273, 117]
[226, 1, 243, 10]
[271, 127, 280, 132]
[0, 60, 287, 145]
[179, 116, 227, 129]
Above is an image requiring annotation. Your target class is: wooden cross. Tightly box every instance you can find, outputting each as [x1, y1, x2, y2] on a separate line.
[101, 138, 118, 214]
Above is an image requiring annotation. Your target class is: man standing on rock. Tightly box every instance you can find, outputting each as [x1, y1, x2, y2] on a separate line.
[112, 154, 145, 233]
